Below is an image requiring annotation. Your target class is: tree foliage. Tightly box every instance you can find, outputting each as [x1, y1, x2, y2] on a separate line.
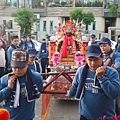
[83, 12, 95, 25]
[109, 5, 118, 13]
[70, 8, 84, 23]
[70, 8, 95, 25]
[11, 8, 37, 35]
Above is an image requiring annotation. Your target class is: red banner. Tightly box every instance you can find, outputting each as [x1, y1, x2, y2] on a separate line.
[41, 85, 51, 120]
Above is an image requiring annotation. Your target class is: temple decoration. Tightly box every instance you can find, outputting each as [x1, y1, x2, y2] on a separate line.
[76, 20, 85, 40]
[49, 19, 87, 69]
[51, 52, 61, 67]
[57, 20, 78, 57]
[74, 51, 85, 67]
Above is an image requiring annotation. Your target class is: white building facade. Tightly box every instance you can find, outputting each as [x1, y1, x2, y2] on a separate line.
[0, 0, 120, 41]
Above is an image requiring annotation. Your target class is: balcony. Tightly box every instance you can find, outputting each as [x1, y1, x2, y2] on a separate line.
[103, 4, 120, 18]
[75, 1, 103, 7]
[104, 12, 120, 17]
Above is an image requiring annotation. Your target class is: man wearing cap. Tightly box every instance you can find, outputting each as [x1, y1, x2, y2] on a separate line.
[28, 48, 40, 73]
[38, 36, 50, 80]
[26, 34, 35, 50]
[99, 37, 120, 115]
[68, 44, 120, 119]
[0, 48, 43, 120]
[18, 34, 27, 50]
[88, 34, 98, 45]
[99, 37, 120, 76]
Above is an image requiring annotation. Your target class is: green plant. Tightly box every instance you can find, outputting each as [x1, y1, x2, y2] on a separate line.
[70, 8, 84, 23]
[13, 2, 17, 6]
[75, 1, 103, 7]
[83, 12, 95, 25]
[70, 8, 94, 25]
[46, 34, 49, 37]
[109, 5, 118, 14]
[34, 2, 43, 8]
[32, 32, 37, 35]
[61, 2, 67, 7]
[75, 2, 82, 7]
[93, 1, 103, 7]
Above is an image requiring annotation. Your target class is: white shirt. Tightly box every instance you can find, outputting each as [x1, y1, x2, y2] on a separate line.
[0, 48, 6, 67]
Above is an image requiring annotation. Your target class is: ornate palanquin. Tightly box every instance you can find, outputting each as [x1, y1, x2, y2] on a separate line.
[42, 19, 88, 99]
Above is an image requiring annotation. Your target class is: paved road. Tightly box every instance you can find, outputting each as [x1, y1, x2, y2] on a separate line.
[48, 98, 79, 120]
[34, 98, 42, 120]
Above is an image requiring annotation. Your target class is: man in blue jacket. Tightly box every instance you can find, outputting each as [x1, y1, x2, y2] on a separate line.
[38, 36, 50, 80]
[18, 34, 27, 50]
[99, 37, 120, 115]
[68, 44, 120, 120]
[0, 48, 43, 120]
[99, 37, 120, 78]
[6, 35, 19, 73]
[88, 34, 98, 45]
[28, 48, 40, 73]
[26, 34, 35, 50]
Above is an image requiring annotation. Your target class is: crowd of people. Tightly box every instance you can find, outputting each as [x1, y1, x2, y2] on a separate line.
[0, 32, 120, 120]
[0, 33, 50, 78]
[0, 33, 50, 120]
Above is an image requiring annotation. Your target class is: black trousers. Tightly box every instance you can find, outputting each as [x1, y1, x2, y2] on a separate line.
[41, 58, 50, 80]
[80, 115, 87, 120]
[0, 67, 5, 78]
[116, 96, 120, 115]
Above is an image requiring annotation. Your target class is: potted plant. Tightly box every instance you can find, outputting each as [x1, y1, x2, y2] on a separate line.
[109, 4, 118, 17]
[109, 5, 118, 13]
